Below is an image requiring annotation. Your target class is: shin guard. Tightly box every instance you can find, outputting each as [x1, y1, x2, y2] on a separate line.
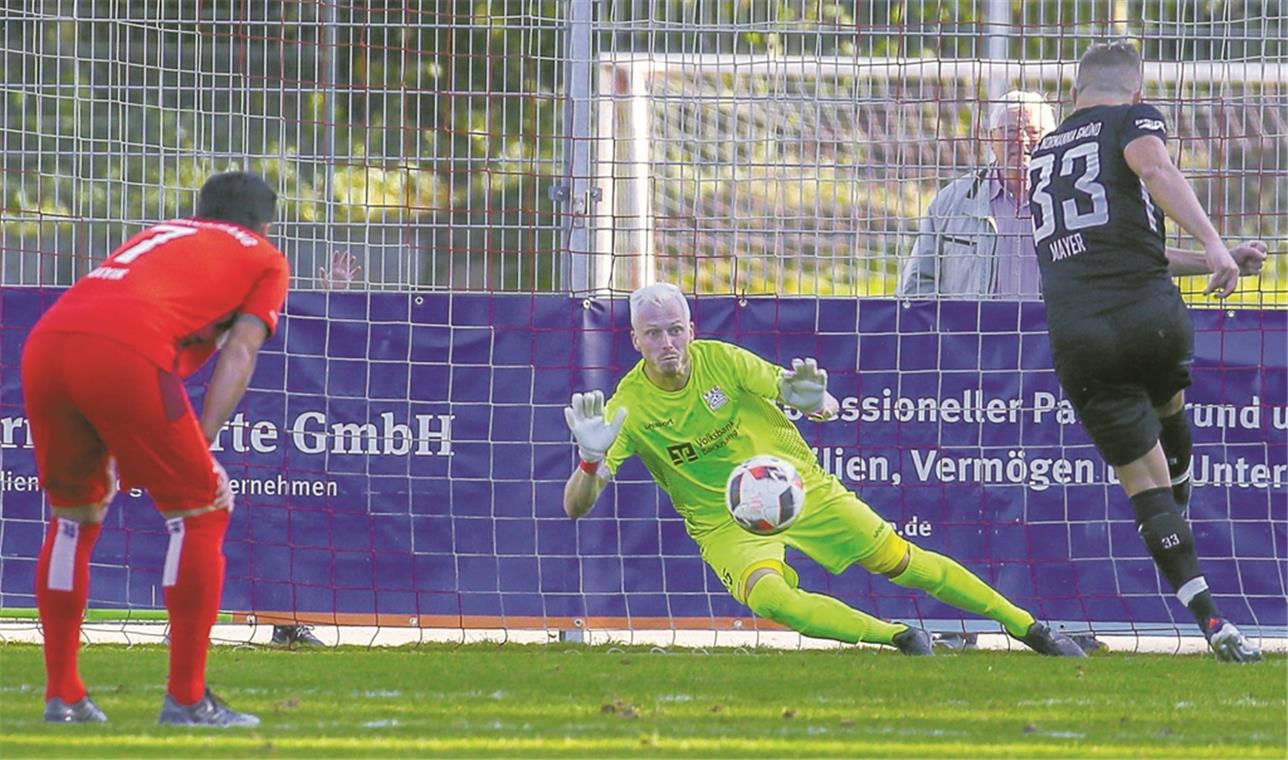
[1132, 487, 1202, 591]
[1158, 412, 1193, 508]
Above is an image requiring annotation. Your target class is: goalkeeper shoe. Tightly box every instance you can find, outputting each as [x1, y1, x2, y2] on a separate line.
[891, 626, 934, 656]
[44, 695, 108, 723]
[1206, 619, 1263, 663]
[1015, 622, 1088, 657]
[158, 689, 260, 728]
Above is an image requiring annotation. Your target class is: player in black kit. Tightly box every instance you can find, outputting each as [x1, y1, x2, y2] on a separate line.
[1028, 41, 1262, 662]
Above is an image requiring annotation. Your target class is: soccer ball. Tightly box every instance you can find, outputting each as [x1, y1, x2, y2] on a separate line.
[725, 455, 805, 535]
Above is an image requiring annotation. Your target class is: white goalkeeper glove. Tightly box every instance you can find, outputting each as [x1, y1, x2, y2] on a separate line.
[779, 357, 829, 416]
[564, 390, 627, 464]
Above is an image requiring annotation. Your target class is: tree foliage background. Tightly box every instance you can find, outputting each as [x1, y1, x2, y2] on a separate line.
[1, 0, 1283, 298]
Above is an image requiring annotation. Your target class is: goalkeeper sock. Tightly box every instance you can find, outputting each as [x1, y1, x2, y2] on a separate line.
[889, 545, 1035, 638]
[163, 509, 229, 705]
[36, 518, 102, 703]
[1158, 411, 1194, 508]
[745, 572, 904, 645]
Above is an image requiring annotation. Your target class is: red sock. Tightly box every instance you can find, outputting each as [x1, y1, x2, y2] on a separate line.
[36, 518, 102, 703]
[162, 509, 229, 705]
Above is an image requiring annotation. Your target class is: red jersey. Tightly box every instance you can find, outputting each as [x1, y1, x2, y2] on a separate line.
[32, 218, 289, 376]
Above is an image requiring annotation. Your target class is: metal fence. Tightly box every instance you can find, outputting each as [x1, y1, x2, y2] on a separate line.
[2, 1, 1285, 302]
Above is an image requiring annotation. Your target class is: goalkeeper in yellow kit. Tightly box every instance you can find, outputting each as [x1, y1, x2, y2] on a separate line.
[563, 283, 1085, 656]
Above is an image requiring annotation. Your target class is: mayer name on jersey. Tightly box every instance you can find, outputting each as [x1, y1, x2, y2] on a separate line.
[1028, 103, 1177, 321]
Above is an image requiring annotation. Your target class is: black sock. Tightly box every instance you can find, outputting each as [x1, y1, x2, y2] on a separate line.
[1131, 487, 1220, 629]
[1186, 591, 1222, 633]
[1158, 411, 1193, 508]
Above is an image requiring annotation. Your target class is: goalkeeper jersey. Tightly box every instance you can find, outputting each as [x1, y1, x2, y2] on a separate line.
[603, 339, 826, 537]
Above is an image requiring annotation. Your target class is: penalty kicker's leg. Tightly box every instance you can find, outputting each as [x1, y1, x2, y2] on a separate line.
[1115, 428, 1261, 663]
[743, 569, 931, 655]
[864, 533, 1085, 657]
[1148, 394, 1220, 629]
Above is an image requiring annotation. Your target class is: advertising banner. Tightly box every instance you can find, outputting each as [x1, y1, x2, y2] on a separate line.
[1, 291, 1283, 631]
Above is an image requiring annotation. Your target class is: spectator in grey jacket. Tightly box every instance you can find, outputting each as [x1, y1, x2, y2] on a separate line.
[898, 91, 1273, 299]
[898, 90, 1055, 299]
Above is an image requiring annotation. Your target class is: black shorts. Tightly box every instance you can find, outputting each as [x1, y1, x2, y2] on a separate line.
[1049, 295, 1194, 466]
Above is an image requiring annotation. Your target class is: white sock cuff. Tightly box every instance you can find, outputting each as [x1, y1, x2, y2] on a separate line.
[162, 518, 186, 588]
[1177, 576, 1209, 606]
[47, 519, 80, 592]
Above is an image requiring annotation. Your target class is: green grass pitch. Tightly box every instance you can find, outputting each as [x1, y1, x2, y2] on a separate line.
[1, 643, 1283, 757]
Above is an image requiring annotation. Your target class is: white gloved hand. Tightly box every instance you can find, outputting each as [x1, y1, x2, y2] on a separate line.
[563, 390, 627, 463]
[779, 357, 828, 415]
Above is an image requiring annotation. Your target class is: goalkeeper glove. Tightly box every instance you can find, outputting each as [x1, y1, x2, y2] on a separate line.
[564, 390, 627, 463]
[779, 357, 828, 415]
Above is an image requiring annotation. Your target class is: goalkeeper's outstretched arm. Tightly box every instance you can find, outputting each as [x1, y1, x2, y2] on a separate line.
[562, 390, 627, 520]
[564, 467, 607, 520]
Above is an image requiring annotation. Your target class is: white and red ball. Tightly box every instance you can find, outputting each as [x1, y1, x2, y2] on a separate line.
[725, 455, 805, 535]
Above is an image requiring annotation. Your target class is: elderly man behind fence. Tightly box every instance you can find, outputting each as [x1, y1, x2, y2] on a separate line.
[898, 90, 1057, 299]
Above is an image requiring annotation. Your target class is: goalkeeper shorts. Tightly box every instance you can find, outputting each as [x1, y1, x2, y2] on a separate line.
[698, 474, 894, 603]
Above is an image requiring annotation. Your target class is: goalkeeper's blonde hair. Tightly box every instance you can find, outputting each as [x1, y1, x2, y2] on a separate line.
[629, 282, 690, 326]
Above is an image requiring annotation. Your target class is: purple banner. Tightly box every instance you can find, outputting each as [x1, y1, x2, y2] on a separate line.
[1, 291, 1284, 632]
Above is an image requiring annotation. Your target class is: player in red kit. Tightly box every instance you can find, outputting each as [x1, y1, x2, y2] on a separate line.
[21, 171, 288, 726]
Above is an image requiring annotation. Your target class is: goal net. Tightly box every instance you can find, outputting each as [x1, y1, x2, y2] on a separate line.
[1, 1, 1284, 652]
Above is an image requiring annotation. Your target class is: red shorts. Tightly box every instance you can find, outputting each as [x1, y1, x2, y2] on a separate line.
[21, 331, 218, 511]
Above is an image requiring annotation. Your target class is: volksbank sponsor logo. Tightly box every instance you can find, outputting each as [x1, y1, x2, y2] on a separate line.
[694, 419, 737, 452]
[666, 442, 699, 465]
[665, 419, 741, 465]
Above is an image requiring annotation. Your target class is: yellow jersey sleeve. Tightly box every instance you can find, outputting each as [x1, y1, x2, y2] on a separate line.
[707, 340, 782, 401]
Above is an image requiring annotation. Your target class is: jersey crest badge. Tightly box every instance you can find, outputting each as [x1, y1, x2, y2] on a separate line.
[703, 386, 729, 411]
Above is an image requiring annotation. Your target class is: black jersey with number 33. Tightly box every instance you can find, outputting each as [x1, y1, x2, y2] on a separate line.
[1028, 103, 1177, 322]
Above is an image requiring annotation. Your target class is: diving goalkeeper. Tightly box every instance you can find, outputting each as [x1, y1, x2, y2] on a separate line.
[563, 283, 1085, 656]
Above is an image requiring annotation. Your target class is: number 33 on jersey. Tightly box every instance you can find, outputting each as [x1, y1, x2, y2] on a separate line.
[1027, 102, 1174, 316]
